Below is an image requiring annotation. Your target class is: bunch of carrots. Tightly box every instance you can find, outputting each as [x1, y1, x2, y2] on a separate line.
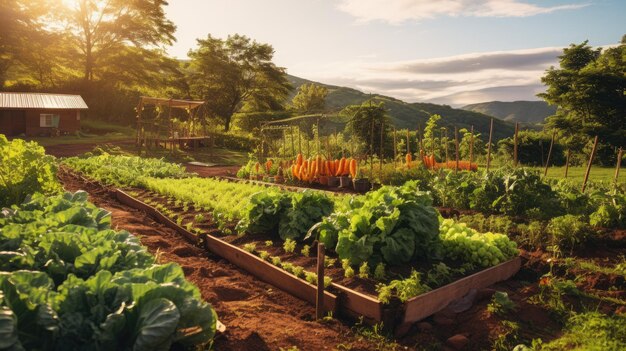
[421, 154, 477, 171]
[291, 153, 358, 183]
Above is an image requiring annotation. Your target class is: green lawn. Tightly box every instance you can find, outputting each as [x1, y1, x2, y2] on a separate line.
[528, 165, 624, 185]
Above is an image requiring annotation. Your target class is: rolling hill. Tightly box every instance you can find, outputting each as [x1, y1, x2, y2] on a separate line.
[286, 75, 516, 141]
[461, 100, 556, 124]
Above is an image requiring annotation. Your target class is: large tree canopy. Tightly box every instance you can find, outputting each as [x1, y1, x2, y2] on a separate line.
[187, 34, 291, 131]
[539, 38, 626, 152]
[60, 0, 176, 84]
[292, 83, 328, 114]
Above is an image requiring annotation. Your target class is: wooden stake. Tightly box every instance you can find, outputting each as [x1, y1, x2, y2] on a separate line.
[316, 242, 325, 320]
[291, 127, 295, 157]
[370, 119, 374, 179]
[582, 136, 599, 193]
[454, 126, 459, 173]
[469, 125, 474, 166]
[380, 119, 384, 181]
[614, 147, 623, 189]
[486, 118, 494, 172]
[445, 128, 449, 163]
[513, 122, 519, 167]
[544, 130, 556, 177]
[298, 127, 302, 154]
[406, 129, 411, 155]
[565, 149, 571, 178]
[393, 128, 398, 166]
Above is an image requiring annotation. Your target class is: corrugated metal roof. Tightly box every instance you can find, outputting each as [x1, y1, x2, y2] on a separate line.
[0, 92, 89, 109]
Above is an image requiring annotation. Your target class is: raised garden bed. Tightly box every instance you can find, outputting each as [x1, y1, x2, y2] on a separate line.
[115, 188, 521, 329]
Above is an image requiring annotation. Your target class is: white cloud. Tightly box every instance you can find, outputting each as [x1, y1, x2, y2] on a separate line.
[288, 47, 564, 106]
[337, 0, 589, 24]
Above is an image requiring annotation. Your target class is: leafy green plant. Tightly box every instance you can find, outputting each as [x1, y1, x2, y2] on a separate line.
[301, 244, 311, 257]
[243, 243, 257, 253]
[271, 256, 281, 266]
[546, 215, 592, 252]
[487, 291, 517, 316]
[0, 191, 217, 350]
[0, 136, 61, 207]
[376, 270, 430, 303]
[359, 262, 370, 279]
[374, 263, 386, 280]
[283, 239, 296, 253]
[316, 181, 440, 266]
[258, 250, 270, 261]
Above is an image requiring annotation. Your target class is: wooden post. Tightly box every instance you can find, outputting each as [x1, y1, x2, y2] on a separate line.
[445, 128, 449, 163]
[513, 122, 519, 167]
[406, 129, 411, 155]
[379, 119, 384, 181]
[544, 130, 556, 177]
[418, 124, 425, 158]
[614, 147, 623, 189]
[316, 242, 325, 320]
[370, 119, 374, 179]
[393, 128, 397, 166]
[582, 136, 599, 193]
[291, 127, 295, 157]
[298, 127, 302, 154]
[486, 118, 494, 172]
[469, 125, 474, 166]
[454, 127, 459, 173]
[316, 121, 320, 156]
[565, 149, 571, 178]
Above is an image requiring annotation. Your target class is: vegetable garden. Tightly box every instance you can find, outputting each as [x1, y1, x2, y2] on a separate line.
[2, 134, 625, 350]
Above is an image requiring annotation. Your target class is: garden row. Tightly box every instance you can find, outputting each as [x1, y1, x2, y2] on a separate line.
[62, 154, 521, 325]
[0, 136, 218, 350]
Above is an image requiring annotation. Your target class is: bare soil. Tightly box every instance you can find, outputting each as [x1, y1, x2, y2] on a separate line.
[58, 169, 385, 351]
[44, 140, 135, 157]
[57, 167, 626, 350]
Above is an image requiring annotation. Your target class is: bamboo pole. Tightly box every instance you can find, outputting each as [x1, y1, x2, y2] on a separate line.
[454, 126, 459, 173]
[582, 136, 599, 193]
[316, 242, 325, 320]
[544, 130, 556, 177]
[565, 149, 571, 178]
[486, 118, 494, 172]
[513, 122, 519, 167]
[469, 125, 474, 166]
[614, 147, 623, 190]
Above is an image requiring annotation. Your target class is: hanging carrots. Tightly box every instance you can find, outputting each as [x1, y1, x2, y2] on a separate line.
[406, 153, 412, 168]
[296, 153, 303, 166]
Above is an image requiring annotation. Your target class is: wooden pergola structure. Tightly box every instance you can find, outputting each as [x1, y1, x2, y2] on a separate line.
[135, 96, 206, 151]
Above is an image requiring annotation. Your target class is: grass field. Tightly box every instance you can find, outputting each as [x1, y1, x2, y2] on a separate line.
[529, 165, 624, 185]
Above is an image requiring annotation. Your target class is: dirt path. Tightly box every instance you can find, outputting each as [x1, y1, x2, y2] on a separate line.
[58, 169, 385, 351]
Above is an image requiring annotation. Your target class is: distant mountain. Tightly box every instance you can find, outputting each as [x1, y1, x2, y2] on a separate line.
[461, 101, 556, 124]
[286, 74, 516, 141]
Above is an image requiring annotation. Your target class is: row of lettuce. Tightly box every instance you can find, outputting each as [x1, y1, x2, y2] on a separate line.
[60, 153, 521, 303]
[0, 136, 217, 349]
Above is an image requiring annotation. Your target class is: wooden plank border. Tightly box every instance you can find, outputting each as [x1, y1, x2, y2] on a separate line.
[115, 189, 521, 328]
[401, 257, 522, 325]
[115, 189, 337, 313]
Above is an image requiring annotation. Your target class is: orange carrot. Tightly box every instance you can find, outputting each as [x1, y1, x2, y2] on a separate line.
[296, 153, 303, 166]
[349, 159, 357, 178]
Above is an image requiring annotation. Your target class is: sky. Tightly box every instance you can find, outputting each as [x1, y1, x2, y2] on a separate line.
[165, 0, 625, 106]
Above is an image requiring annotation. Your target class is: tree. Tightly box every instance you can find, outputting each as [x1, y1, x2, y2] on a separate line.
[423, 114, 442, 157]
[292, 83, 328, 113]
[60, 0, 176, 84]
[343, 100, 390, 156]
[0, 0, 53, 88]
[539, 37, 625, 161]
[187, 34, 292, 131]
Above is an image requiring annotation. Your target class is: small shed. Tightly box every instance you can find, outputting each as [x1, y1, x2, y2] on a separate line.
[0, 92, 88, 137]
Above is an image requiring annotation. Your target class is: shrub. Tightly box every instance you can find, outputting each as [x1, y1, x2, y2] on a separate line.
[0, 135, 60, 207]
[547, 215, 592, 252]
